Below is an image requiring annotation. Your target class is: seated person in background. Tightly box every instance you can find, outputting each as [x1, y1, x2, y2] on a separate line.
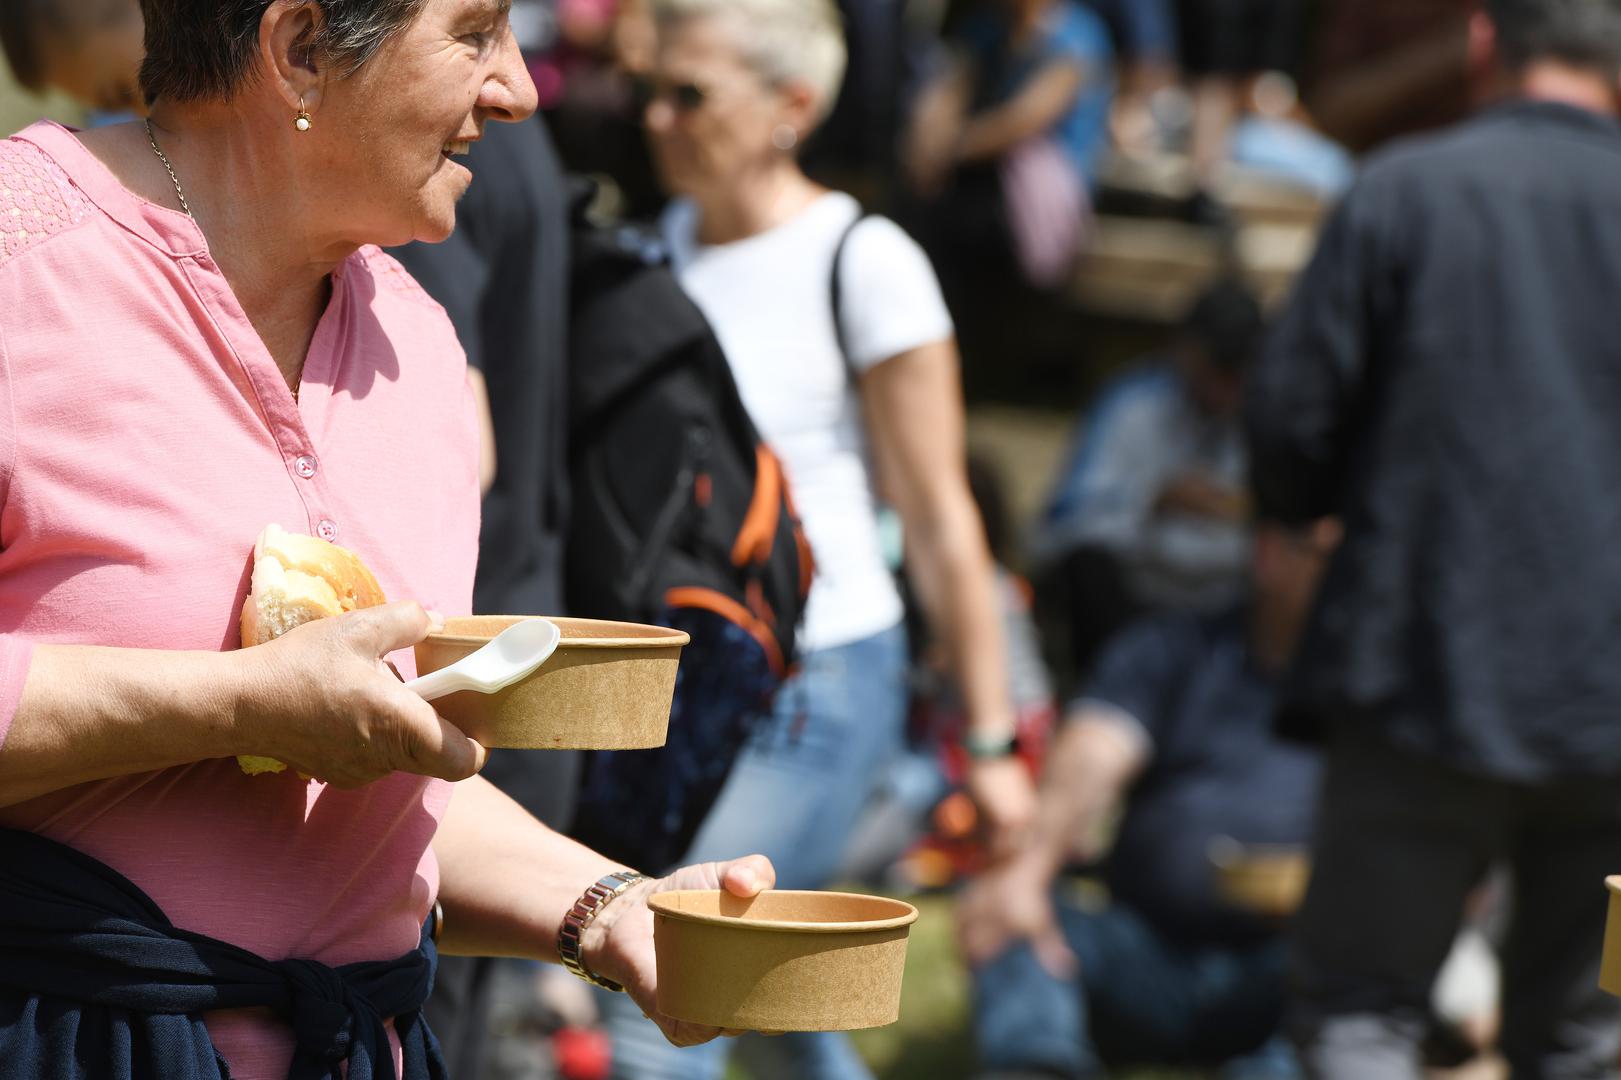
[0, 0, 143, 118]
[958, 513, 1340, 1080]
[1031, 279, 1260, 687]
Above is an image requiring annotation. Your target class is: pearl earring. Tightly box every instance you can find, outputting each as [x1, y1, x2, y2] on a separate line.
[771, 124, 798, 152]
[295, 97, 313, 132]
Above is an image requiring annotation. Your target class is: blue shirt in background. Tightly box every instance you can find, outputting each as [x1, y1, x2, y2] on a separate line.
[957, 0, 1115, 184]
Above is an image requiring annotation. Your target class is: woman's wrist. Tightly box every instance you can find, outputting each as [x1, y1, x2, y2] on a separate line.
[964, 729, 1019, 760]
[218, 645, 277, 758]
[965, 707, 1020, 751]
[573, 871, 653, 988]
[119, 645, 256, 763]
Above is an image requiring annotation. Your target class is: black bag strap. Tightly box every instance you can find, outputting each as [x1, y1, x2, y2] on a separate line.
[829, 212, 870, 388]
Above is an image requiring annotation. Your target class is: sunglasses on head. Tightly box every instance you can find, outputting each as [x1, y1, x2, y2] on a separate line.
[632, 76, 710, 113]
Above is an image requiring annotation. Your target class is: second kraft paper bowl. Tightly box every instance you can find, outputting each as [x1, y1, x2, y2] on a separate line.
[413, 615, 687, 750]
[649, 890, 919, 1031]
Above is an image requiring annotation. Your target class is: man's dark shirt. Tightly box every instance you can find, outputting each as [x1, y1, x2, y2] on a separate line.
[1085, 608, 1320, 947]
[392, 116, 569, 617]
[1247, 100, 1621, 782]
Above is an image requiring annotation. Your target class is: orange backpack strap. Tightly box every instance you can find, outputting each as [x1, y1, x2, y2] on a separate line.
[730, 446, 783, 568]
[665, 586, 787, 677]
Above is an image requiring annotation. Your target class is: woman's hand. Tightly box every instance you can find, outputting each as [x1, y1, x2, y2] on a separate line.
[582, 854, 777, 1047]
[956, 851, 1074, 979]
[233, 602, 487, 787]
[904, 123, 960, 199]
[904, 64, 972, 199]
[966, 754, 1039, 858]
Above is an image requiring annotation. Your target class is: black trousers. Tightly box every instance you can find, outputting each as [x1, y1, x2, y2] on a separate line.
[1289, 731, 1621, 1079]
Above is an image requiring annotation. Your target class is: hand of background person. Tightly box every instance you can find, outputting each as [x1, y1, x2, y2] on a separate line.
[966, 754, 1040, 858]
[1155, 471, 1252, 521]
[234, 602, 488, 787]
[583, 855, 778, 1047]
[956, 853, 1076, 979]
[903, 122, 960, 200]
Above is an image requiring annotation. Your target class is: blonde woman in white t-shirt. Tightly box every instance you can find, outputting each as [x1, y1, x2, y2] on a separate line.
[596, 1, 1039, 1077]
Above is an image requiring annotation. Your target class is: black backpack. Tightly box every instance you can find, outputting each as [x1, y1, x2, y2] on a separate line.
[564, 201, 814, 872]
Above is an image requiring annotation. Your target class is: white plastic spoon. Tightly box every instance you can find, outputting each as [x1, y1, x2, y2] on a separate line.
[405, 618, 562, 702]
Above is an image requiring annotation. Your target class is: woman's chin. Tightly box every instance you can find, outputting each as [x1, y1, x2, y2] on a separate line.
[415, 213, 459, 245]
[413, 176, 472, 243]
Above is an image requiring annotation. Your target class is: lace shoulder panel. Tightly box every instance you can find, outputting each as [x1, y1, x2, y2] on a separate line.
[0, 138, 92, 267]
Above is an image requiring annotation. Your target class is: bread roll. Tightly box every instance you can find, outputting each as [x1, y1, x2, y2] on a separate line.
[237, 524, 388, 774]
[240, 524, 387, 646]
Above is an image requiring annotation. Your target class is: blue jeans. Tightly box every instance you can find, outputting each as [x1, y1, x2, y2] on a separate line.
[974, 896, 1300, 1079]
[602, 625, 910, 1080]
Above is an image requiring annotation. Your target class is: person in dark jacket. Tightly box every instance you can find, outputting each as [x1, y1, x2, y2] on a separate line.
[1246, 0, 1621, 1074]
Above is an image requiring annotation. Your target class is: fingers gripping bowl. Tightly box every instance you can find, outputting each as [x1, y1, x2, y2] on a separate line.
[413, 615, 687, 749]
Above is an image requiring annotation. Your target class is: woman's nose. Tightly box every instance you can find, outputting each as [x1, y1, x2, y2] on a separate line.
[481, 28, 539, 123]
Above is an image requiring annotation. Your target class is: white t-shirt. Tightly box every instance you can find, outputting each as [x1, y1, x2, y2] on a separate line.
[662, 192, 955, 651]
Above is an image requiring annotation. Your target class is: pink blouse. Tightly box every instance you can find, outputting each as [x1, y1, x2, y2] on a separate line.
[0, 122, 482, 1078]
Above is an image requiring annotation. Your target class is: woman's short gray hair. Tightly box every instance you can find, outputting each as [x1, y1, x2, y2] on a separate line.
[138, 0, 429, 103]
[653, 0, 847, 119]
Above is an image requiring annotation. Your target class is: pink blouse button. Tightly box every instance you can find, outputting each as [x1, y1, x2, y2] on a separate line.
[294, 455, 318, 479]
[316, 519, 338, 542]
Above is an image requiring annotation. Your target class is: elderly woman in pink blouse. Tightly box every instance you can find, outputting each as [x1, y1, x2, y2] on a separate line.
[0, 1, 771, 1078]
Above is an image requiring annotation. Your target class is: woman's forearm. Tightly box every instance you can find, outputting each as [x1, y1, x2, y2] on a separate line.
[430, 774, 632, 961]
[0, 643, 244, 808]
[861, 344, 1015, 741]
[906, 497, 1017, 740]
[0, 604, 487, 808]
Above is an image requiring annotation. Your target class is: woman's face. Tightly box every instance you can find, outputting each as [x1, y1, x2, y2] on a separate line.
[315, 0, 538, 247]
[642, 16, 792, 198]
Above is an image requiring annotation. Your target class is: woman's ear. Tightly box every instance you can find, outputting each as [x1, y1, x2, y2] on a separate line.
[780, 79, 823, 141]
[259, 0, 328, 114]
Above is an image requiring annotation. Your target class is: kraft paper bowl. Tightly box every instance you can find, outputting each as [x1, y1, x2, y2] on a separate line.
[1601, 877, 1621, 996]
[1209, 838, 1312, 917]
[413, 615, 687, 750]
[650, 890, 920, 1032]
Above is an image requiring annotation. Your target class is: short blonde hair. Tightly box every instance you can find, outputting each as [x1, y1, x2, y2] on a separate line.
[653, 0, 848, 121]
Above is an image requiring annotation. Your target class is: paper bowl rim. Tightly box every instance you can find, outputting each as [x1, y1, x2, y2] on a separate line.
[648, 890, 920, 934]
[424, 615, 690, 651]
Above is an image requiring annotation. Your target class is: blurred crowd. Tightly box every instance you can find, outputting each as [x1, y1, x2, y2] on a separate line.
[5, 0, 1621, 1079]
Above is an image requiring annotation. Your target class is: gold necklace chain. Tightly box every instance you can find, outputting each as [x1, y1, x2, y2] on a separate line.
[144, 118, 194, 220]
[142, 119, 304, 403]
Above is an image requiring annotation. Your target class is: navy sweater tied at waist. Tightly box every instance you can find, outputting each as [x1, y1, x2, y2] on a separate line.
[0, 827, 447, 1080]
